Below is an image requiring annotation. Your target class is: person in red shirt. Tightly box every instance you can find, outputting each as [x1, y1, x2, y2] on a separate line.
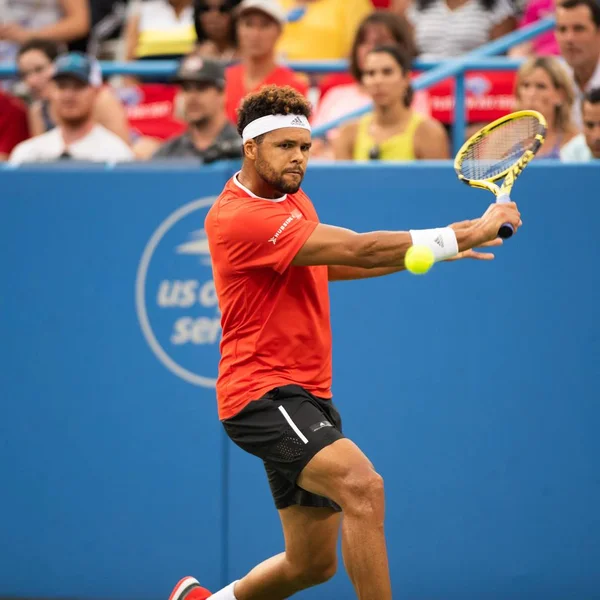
[0, 91, 30, 161]
[224, 0, 309, 124]
[169, 85, 522, 600]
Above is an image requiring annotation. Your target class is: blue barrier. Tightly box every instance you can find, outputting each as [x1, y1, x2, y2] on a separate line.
[0, 57, 529, 78]
[1, 162, 599, 600]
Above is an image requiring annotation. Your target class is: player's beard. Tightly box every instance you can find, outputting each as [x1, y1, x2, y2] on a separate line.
[255, 152, 303, 195]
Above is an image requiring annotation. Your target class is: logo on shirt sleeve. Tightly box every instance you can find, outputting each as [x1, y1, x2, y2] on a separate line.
[268, 210, 303, 245]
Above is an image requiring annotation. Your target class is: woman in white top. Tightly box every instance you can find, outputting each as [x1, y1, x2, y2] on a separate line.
[125, 0, 196, 60]
[405, 0, 516, 59]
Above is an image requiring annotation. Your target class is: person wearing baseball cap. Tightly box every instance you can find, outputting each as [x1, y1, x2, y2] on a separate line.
[224, 0, 309, 124]
[152, 54, 241, 161]
[51, 51, 103, 87]
[16, 41, 131, 145]
[235, 0, 286, 23]
[9, 52, 134, 164]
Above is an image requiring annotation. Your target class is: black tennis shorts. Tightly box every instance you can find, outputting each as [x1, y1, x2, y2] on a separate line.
[222, 384, 344, 510]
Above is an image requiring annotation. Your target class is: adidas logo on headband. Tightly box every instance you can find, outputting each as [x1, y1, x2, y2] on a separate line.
[242, 113, 311, 143]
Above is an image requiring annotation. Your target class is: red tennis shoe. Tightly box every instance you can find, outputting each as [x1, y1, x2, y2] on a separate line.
[168, 576, 212, 600]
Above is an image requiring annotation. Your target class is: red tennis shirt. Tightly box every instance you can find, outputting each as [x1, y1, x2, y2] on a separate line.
[205, 174, 332, 420]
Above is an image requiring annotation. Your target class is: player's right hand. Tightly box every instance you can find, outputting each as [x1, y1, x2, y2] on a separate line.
[476, 201, 522, 244]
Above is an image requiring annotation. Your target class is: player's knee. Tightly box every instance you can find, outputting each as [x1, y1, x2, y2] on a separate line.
[339, 469, 385, 522]
[290, 554, 337, 587]
[306, 555, 337, 586]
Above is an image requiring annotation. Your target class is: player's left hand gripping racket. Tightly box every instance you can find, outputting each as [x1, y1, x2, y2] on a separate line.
[454, 110, 547, 239]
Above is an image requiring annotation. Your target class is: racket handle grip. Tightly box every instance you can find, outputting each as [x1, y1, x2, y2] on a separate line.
[496, 193, 514, 239]
[498, 223, 514, 239]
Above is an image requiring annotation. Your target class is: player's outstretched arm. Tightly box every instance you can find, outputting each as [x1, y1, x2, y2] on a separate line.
[292, 202, 522, 274]
[327, 237, 503, 281]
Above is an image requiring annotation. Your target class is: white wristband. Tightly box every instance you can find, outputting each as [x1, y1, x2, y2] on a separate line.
[409, 227, 459, 262]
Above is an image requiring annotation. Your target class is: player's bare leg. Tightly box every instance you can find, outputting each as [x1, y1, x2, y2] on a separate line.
[297, 439, 392, 600]
[232, 505, 341, 599]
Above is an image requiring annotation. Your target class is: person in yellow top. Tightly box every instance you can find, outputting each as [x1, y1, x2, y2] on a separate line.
[334, 44, 450, 161]
[277, 0, 373, 61]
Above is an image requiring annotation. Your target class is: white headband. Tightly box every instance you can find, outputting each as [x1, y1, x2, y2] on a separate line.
[242, 114, 311, 143]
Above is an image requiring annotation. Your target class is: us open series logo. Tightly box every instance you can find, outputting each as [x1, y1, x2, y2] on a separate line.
[135, 197, 220, 388]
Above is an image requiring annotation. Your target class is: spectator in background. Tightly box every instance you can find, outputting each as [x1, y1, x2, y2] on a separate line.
[311, 11, 431, 158]
[193, 0, 241, 59]
[225, 0, 309, 123]
[0, 90, 30, 161]
[555, 0, 600, 128]
[405, 0, 516, 59]
[561, 87, 600, 160]
[334, 44, 449, 160]
[152, 55, 242, 160]
[509, 0, 560, 57]
[124, 0, 195, 61]
[0, 0, 89, 64]
[9, 53, 133, 164]
[17, 41, 131, 145]
[514, 56, 579, 157]
[276, 0, 373, 61]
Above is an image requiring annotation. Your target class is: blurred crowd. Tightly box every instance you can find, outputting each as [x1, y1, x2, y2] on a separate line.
[0, 0, 599, 164]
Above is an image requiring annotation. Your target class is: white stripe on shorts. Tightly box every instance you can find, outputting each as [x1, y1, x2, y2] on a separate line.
[278, 405, 309, 444]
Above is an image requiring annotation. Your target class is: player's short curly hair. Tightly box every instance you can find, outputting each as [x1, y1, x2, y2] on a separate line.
[236, 85, 312, 140]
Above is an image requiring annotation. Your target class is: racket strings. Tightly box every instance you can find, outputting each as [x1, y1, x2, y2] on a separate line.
[459, 116, 542, 180]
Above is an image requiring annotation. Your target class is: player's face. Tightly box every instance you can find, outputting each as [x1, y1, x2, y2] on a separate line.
[556, 6, 600, 70]
[355, 23, 397, 74]
[362, 52, 409, 109]
[254, 128, 312, 194]
[181, 81, 224, 126]
[237, 11, 281, 59]
[53, 77, 97, 125]
[18, 49, 54, 99]
[582, 101, 600, 158]
[517, 67, 563, 123]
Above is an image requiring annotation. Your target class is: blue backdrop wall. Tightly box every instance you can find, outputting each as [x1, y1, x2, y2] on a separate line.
[1, 162, 599, 600]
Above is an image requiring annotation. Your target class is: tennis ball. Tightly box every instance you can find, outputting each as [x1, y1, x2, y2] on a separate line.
[405, 245, 435, 275]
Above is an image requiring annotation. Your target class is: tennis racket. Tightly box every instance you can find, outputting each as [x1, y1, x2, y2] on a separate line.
[454, 110, 547, 239]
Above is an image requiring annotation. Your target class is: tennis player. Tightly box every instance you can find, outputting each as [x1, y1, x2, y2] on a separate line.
[169, 85, 522, 600]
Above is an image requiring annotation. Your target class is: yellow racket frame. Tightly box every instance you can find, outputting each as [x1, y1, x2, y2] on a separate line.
[454, 110, 547, 196]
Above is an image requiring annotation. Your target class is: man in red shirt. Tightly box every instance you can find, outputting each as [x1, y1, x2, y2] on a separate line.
[169, 86, 522, 600]
[225, 0, 309, 124]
